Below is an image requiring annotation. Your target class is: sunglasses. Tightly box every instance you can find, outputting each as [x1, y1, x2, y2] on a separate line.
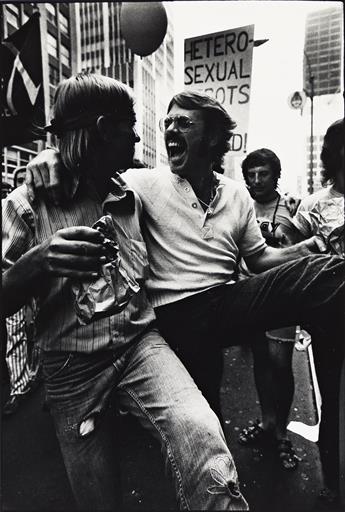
[159, 115, 195, 133]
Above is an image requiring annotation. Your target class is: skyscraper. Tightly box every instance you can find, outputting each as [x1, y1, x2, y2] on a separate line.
[1, 2, 77, 182]
[76, 2, 175, 168]
[304, 6, 343, 96]
[303, 5, 343, 193]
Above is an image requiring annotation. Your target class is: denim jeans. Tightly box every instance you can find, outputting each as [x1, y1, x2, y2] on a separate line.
[156, 255, 345, 487]
[42, 327, 248, 511]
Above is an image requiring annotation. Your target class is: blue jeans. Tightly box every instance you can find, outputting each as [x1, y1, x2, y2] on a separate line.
[42, 328, 248, 511]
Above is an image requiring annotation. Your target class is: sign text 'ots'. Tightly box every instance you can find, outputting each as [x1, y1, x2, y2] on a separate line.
[184, 25, 254, 156]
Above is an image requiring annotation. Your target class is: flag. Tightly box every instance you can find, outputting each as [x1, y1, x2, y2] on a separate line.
[1, 11, 46, 145]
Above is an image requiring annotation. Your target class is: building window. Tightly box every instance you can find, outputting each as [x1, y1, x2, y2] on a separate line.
[49, 64, 59, 85]
[49, 84, 56, 105]
[59, 12, 69, 36]
[46, 3, 57, 24]
[47, 33, 58, 58]
[60, 44, 70, 67]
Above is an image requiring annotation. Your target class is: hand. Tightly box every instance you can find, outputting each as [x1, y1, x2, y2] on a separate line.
[301, 235, 322, 254]
[38, 226, 108, 279]
[26, 148, 64, 205]
[283, 192, 301, 217]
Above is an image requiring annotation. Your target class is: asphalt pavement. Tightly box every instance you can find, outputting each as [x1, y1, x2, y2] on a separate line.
[1, 344, 343, 511]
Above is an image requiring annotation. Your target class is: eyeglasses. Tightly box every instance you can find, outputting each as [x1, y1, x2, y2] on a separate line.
[159, 115, 195, 133]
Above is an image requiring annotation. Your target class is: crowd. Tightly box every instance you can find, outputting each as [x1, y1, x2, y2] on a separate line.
[2, 71, 344, 510]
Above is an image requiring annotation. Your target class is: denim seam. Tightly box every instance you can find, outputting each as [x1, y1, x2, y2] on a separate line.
[118, 385, 189, 510]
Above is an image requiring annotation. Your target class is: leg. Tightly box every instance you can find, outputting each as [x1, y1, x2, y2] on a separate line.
[155, 305, 224, 421]
[312, 328, 344, 495]
[117, 328, 248, 510]
[157, 255, 344, 370]
[216, 255, 344, 338]
[42, 351, 122, 511]
[251, 332, 277, 433]
[267, 338, 295, 440]
[5, 308, 32, 396]
[239, 331, 297, 469]
[174, 346, 224, 424]
[238, 332, 278, 446]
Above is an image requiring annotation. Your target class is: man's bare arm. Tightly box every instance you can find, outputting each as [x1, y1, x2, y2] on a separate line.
[245, 236, 318, 274]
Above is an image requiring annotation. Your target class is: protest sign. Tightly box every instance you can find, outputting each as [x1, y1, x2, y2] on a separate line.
[184, 25, 254, 157]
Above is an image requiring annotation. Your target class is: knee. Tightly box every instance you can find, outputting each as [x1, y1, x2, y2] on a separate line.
[172, 401, 224, 444]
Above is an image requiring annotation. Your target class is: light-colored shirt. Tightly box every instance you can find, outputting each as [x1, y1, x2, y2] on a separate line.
[293, 185, 344, 255]
[239, 192, 298, 279]
[254, 194, 297, 246]
[123, 167, 266, 308]
[2, 176, 155, 353]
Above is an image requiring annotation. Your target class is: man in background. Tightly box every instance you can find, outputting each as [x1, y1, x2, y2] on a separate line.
[3, 166, 40, 416]
[237, 149, 303, 470]
[294, 118, 344, 504]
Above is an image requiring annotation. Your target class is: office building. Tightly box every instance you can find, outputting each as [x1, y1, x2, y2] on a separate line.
[1, 2, 77, 183]
[303, 5, 343, 193]
[76, 2, 175, 168]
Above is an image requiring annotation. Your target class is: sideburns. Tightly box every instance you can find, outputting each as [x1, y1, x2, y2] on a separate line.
[198, 134, 212, 158]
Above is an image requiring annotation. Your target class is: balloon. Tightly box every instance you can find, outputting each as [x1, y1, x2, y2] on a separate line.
[120, 2, 168, 57]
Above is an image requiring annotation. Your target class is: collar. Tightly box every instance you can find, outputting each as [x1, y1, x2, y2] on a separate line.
[172, 171, 222, 189]
[103, 173, 135, 212]
[70, 171, 135, 211]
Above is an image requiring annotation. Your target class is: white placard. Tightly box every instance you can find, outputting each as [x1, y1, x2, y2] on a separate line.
[184, 25, 254, 156]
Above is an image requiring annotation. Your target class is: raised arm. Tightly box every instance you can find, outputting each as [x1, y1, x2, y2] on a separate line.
[26, 148, 65, 205]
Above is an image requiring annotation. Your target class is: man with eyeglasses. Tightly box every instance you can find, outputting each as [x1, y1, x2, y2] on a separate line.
[3, 76, 249, 511]
[25, 91, 344, 428]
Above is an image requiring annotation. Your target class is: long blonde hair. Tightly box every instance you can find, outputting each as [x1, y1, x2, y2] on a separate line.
[48, 72, 134, 173]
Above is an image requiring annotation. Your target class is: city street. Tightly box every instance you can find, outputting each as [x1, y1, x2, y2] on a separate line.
[1, 3, 343, 512]
[2, 344, 341, 512]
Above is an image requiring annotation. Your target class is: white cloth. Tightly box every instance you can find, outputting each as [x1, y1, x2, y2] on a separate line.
[294, 185, 344, 255]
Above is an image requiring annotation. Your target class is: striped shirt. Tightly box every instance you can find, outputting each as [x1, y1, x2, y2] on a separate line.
[2, 175, 155, 354]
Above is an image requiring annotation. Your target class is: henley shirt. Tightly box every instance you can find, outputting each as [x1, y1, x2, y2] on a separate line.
[123, 167, 267, 308]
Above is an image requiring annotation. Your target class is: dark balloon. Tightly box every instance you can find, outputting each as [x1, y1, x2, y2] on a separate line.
[120, 2, 168, 57]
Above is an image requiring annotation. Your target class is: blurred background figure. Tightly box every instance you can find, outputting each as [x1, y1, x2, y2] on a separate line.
[3, 166, 40, 417]
[294, 118, 344, 505]
[1, 181, 13, 200]
[13, 166, 26, 188]
[238, 149, 303, 470]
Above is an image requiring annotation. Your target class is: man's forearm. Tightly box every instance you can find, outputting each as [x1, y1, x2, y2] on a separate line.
[2, 245, 45, 317]
[246, 238, 316, 274]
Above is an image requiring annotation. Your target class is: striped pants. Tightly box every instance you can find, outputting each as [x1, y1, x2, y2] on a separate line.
[5, 306, 40, 396]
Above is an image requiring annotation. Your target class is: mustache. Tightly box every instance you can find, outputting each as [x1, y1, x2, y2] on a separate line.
[165, 133, 184, 144]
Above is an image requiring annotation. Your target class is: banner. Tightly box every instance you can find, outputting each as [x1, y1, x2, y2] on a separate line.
[184, 25, 254, 156]
[1, 12, 46, 145]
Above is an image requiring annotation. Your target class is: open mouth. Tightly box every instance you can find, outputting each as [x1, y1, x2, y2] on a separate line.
[166, 139, 187, 162]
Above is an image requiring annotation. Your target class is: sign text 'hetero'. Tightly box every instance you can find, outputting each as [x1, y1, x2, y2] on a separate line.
[184, 26, 254, 155]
